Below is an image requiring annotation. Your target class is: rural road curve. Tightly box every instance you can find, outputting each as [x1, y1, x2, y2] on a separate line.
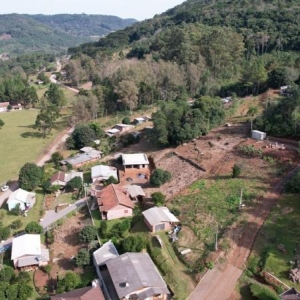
[188, 164, 300, 300]
[40, 198, 87, 229]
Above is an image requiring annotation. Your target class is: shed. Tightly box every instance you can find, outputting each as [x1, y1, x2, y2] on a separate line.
[133, 117, 146, 125]
[125, 185, 146, 200]
[106, 128, 120, 137]
[93, 240, 119, 266]
[91, 165, 118, 183]
[252, 130, 266, 140]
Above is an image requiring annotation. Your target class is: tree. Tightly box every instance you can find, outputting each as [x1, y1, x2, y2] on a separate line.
[115, 80, 139, 112]
[0, 266, 15, 283]
[232, 164, 241, 178]
[67, 124, 97, 149]
[99, 221, 108, 238]
[58, 272, 80, 293]
[79, 225, 98, 243]
[122, 235, 146, 252]
[10, 204, 21, 216]
[6, 284, 19, 300]
[51, 152, 63, 167]
[19, 163, 44, 191]
[0, 226, 10, 240]
[35, 104, 60, 137]
[150, 169, 172, 187]
[17, 284, 33, 300]
[25, 221, 43, 234]
[66, 176, 83, 191]
[0, 119, 4, 129]
[17, 271, 31, 284]
[44, 83, 66, 107]
[104, 176, 119, 186]
[151, 192, 166, 206]
[122, 117, 131, 124]
[75, 248, 90, 267]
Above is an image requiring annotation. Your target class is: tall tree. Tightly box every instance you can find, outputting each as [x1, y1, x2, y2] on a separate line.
[44, 83, 66, 107]
[35, 105, 60, 137]
[114, 80, 139, 112]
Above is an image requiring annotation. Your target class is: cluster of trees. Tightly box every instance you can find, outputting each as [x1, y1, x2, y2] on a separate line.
[150, 169, 172, 187]
[151, 98, 224, 146]
[0, 267, 33, 300]
[19, 163, 44, 191]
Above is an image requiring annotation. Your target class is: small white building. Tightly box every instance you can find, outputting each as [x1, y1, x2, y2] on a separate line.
[7, 188, 36, 211]
[0, 102, 9, 113]
[91, 165, 118, 183]
[252, 130, 267, 140]
[122, 153, 149, 170]
[106, 128, 120, 137]
[113, 124, 134, 133]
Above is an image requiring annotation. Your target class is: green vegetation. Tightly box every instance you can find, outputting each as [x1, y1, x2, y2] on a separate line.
[74, 248, 91, 267]
[249, 282, 278, 300]
[285, 170, 300, 193]
[151, 192, 166, 206]
[150, 169, 172, 187]
[66, 176, 83, 191]
[232, 164, 242, 178]
[79, 225, 98, 243]
[25, 221, 43, 234]
[57, 271, 80, 293]
[19, 163, 44, 191]
[0, 119, 4, 129]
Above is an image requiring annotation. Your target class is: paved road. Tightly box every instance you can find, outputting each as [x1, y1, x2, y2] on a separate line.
[40, 197, 87, 229]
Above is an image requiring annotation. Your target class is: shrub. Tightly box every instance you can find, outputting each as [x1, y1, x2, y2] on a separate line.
[10, 220, 22, 230]
[249, 282, 278, 300]
[51, 152, 63, 167]
[80, 226, 98, 243]
[25, 221, 43, 234]
[99, 221, 108, 238]
[66, 176, 83, 191]
[75, 248, 90, 267]
[150, 169, 172, 187]
[122, 117, 131, 124]
[10, 204, 21, 216]
[285, 170, 300, 193]
[17, 271, 31, 284]
[122, 235, 147, 252]
[46, 230, 55, 244]
[232, 164, 241, 178]
[151, 192, 166, 206]
[104, 176, 118, 186]
[0, 226, 10, 240]
[57, 272, 80, 293]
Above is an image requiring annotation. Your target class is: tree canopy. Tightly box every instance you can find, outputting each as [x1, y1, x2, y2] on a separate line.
[18, 163, 44, 191]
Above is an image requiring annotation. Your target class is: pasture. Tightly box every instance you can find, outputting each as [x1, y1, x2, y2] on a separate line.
[0, 109, 64, 183]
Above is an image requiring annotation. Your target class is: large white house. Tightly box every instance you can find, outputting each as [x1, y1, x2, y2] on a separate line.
[122, 153, 149, 170]
[11, 234, 49, 269]
[7, 188, 36, 211]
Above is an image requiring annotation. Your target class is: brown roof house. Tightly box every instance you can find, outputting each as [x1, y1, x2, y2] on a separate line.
[11, 234, 49, 270]
[51, 171, 83, 187]
[51, 280, 105, 300]
[0, 102, 9, 112]
[105, 252, 171, 300]
[142, 206, 179, 233]
[96, 184, 134, 220]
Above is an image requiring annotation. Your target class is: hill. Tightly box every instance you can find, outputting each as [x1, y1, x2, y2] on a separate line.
[0, 14, 136, 56]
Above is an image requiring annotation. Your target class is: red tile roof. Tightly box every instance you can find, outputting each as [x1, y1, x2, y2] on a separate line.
[51, 171, 66, 183]
[0, 102, 9, 108]
[51, 285, 105, 300]
[97, 184, 134, 211]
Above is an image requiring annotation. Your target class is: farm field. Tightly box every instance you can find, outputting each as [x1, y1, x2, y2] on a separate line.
[0, 109, 68, 183]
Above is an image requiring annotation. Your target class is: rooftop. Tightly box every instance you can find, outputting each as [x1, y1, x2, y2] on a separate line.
[91, 165, 117, 179]
[122, 153, 149, 166]
[126, 185, 146, 198]
[11, 234, 41, 260]
[97, 184, 134, 211]
[142, 206, 179, 226]
[93, 240, 119, 266]
[280, 288, 300, 300]
[0, 102, 9, 108]
[8, 188, 35, 204]
[106, 252, 170, 299]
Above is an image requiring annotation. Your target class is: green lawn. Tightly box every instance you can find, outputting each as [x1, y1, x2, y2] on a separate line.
[0, 109, 67, 183]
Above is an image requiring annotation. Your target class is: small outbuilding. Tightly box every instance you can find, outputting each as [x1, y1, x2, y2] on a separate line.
[91, 165, 118, 183]
[106, 128, 120, 137]
[133, 117, 146, 125]
[142, 206, 179, 233]
[252, 130, 267, 140]
[113, 124, 134, 133]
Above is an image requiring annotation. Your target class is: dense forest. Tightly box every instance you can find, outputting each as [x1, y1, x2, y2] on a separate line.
[0, 14, 136, 55]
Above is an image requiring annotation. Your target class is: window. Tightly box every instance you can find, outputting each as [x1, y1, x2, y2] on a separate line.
[124, 210, 128, 213]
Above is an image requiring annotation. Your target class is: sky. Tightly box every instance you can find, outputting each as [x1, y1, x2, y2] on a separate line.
[0, 0, 186, 20]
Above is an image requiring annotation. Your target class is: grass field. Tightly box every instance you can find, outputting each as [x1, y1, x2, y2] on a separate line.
[0, 109, 69, 183]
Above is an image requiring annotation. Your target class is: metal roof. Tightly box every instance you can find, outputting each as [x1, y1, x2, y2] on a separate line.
[142, 207, 179, 226]
[106, 252, 170, 299]
[126, 185, 146, 198]
[122, 153, 149, 166]
[11, 234, 41, 260]
[91, 165, 117, 180]
[8, 188, 35, 205]
[93, 240, 119, 266]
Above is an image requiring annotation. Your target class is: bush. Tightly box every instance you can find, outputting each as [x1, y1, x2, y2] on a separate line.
[10, 220, 22, 230]
[51, 152, 63, 167]
[99, 221, 108, 238]
[25, 221, 43, 234]
[0, 226, 10, 240]
[151, 192, 166, 206]
[122, 235, 147, 252]
[75, 248, 90, 267]
[66, 176, 83, 191]
[104, 176, 118, 186]
[10, 204, 21, 216]
[57, 272, 80, 293]
[285, 170, 300, 193]
[122, 117, 131, 124]
[232, 164, 241, 178]
[150, 169, 172, 187]
[80, 226, 98, 243]
[46, 230, 55, 244]
[249, 282, 278, 300]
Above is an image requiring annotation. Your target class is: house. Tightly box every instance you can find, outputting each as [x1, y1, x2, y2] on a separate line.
[252, 130, 266, 140]
[51, 171, 83, 187]
[61, 148, 102, 168]
[11, 103, 22, 111]
[280, 288, 300, 300]
[96, 184, 134, 220]
[91, 165, 118, 183]
[11, 234, 49, 269]
[0, 102, 9, 112]
[106, 128, 121, 137]
[104, 252, 170, 300]
[51, 280, 105, 300]
[133, 117, 146, 125]
[113, 123, 134, 133]
[280, 85, 292, 95]
[125, 185, 146, 201]
[7, 188, 36, 211]
[122, 153, 149, 170]
[142, 206, 179, 233]
[93, 240, 119, 267]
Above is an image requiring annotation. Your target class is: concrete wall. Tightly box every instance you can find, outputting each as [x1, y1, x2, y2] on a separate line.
[107, 205, 133, 220]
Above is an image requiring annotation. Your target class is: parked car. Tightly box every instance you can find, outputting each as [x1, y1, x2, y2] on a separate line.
[1, 185, 8, 192]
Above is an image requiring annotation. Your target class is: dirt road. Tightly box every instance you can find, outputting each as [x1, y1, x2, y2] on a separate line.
[188, 165, 300, 300]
